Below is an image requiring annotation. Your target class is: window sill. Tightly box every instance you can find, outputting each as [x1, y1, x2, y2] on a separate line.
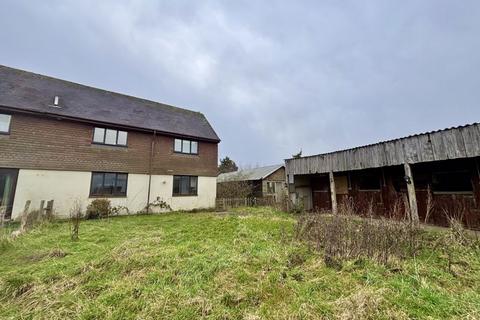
[89, 195, 127, 199]
[173, 152, 199, 156]
[92, 142, 128, 149]
[172, 194, 198, 197]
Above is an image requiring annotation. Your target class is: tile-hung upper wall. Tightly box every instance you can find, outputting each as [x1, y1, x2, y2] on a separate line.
[0, 112, 218, 177]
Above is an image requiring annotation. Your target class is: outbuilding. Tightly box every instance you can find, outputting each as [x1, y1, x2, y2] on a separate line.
[285, 123, 480, 228]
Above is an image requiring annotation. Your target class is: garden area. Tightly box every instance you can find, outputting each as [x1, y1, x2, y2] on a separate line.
[1, 207, 480, 319]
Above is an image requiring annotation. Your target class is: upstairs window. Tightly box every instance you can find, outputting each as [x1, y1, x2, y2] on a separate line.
[174, 138, 198, 154]
[90, 172, 128, 197]
[173, 176, 198, 196]
[93, 127, 128, 146]
[0, 114, 12, 134]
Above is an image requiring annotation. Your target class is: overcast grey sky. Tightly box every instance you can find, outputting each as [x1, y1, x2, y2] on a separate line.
[1, 1, 479, 167]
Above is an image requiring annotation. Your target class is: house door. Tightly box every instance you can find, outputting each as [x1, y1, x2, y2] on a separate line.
[0, 169, 18, 220]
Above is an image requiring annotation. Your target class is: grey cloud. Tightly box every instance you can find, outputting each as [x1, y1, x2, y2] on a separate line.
[1, 0, 480, 165]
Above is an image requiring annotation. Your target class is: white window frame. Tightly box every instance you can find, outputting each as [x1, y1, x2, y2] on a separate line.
[174, 138, 199, 155]
[0, 113, 12, 134]
[92, 127, 128, 147]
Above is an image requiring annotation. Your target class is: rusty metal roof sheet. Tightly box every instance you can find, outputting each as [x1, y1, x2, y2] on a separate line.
[217, 164, 284, 182]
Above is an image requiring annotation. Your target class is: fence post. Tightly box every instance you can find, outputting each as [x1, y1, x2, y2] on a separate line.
[39, 200, 45, 217]
[46, 200, 54, 220]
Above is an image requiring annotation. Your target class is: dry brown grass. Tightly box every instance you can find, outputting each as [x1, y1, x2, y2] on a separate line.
[295, 211, 422, 267]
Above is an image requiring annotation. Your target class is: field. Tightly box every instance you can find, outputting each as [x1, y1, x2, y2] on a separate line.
[1, 207, 480, 319]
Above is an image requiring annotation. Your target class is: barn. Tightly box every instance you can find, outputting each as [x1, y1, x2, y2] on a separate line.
[285, 123, 480, 229]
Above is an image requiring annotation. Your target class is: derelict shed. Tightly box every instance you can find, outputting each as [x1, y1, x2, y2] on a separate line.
[217, 165, 286, 201]
[285, 123, 480, 229]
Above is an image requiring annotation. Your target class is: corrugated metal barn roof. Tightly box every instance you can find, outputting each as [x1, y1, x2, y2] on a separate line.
[286, 123, 480, 175]
[218, 164, 284, 182]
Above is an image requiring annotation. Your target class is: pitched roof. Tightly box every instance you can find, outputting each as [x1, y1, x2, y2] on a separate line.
[217, 164, 284, 182]
[0, 65, 220, 142]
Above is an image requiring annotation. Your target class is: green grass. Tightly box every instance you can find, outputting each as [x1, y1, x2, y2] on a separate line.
[0, 207, 479, 319]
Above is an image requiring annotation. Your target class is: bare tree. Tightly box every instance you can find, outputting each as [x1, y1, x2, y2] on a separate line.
[70, 200, 83, 241]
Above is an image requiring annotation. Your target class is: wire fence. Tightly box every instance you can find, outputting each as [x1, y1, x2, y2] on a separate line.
[215, 197, 276, 211]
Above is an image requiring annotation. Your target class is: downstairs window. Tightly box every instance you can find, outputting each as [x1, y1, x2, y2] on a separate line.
[90, 172, 128, 197]
[173, 176, 198, 196]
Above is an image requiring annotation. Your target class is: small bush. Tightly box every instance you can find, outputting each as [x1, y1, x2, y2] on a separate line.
[111, 205, 130, 216]
[217, 174, 254, 199]
[146, 198, 172, 213]
[86, 199, 111, 219]
[289, 198, 305, 214]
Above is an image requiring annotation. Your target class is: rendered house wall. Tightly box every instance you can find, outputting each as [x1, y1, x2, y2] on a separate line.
[11, 169, 216, 219]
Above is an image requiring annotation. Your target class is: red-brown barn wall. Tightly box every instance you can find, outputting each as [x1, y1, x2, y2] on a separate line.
[310, 160, 480, 229]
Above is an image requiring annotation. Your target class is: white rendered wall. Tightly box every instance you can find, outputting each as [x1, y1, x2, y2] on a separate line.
[148, 175, 217, 211]
[11, 169, 216, 219]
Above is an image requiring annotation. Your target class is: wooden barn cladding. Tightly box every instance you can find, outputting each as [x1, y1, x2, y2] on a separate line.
[286, 123, 480, 175]
[285, 123, 480, 229]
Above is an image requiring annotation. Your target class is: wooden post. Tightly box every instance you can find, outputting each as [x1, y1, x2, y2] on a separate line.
[329, 171, 338, 214]
[39, 200, 45, 216]
[46, 200, 54, 220]
[403, 163, 419, 224]
[20, 200, 31, 232]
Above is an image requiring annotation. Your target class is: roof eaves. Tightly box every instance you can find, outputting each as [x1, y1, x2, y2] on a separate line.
[0, 104, 221, 143]
[285, 122, 479, 162]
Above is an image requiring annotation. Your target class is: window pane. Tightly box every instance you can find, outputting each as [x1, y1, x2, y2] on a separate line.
[191, 141, 198, 154]
[91, 173, 104, 195]
[115, 174, 128, 195]
[174, 139, 182, 152]
[105, 129, 117, 145]
[103, 173, 116, 195]
[182, 140, 190, 153]
[93, 127, 105, 143]
[117, 131, 127, 146]
[0, 114, 11, 133]
[173, 176, 181, 195]
[190, 176, 198, 195]
[180, 176, 189, 194]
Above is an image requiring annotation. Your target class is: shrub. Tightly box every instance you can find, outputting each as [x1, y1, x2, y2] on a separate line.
[111, 205, 130, 216]
[295, 211, 422, 267]
[145, 198, 172, 213]
[289, 197, 305, 214]
[86, 199, 111, 219]
[217, 173, 254, 199]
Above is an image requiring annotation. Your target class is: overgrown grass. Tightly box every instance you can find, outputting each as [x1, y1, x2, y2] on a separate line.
[0, 207, 479, 319]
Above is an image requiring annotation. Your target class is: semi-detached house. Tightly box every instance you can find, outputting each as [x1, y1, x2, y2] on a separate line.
[0, 65, 220, 219]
